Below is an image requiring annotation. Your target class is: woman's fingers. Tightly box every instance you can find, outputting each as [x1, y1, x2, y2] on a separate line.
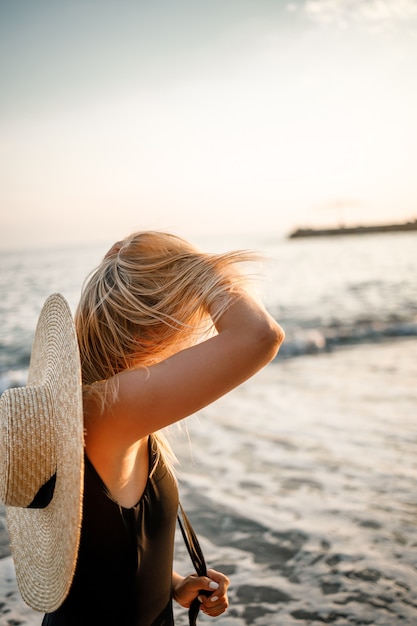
[199, 592, 229, 617]
[198, 569, 230, 616]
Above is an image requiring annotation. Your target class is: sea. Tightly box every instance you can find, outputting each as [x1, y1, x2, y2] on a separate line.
[1, 230, 416, 389]
[0, 231, 416, 625]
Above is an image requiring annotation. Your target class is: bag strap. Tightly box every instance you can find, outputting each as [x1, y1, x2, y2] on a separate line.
[177, 502, 210, 626]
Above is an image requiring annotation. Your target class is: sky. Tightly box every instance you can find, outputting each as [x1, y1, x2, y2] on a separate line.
[1, 0, 417, 249]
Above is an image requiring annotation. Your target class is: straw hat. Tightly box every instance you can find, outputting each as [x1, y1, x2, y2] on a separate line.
[0, 293, 84, 612]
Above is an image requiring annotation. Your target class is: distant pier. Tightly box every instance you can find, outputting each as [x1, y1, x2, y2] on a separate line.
[288, 219, 417, 239]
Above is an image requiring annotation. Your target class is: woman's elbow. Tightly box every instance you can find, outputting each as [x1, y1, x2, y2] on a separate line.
[256, 318, 285, 363]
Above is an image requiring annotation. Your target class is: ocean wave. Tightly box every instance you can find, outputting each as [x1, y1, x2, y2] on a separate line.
[1, 321, 416, 393]
[277, 320, 417, 359]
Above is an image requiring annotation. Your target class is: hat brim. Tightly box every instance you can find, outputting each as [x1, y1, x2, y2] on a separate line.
[6, 294, 84, 612]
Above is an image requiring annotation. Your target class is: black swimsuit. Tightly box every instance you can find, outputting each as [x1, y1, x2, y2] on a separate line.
[42, 437, 179, 626]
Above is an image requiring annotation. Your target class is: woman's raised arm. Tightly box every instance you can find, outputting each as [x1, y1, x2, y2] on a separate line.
[108, 292, 284, 440]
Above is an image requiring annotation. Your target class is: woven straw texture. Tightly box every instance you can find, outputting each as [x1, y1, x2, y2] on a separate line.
[0, 294, 84, 612]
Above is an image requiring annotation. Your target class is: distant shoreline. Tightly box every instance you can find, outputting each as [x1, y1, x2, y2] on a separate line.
[288, 219, 417, 239]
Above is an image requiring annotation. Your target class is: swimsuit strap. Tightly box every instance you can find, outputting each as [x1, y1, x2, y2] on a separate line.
[177, 503, 210, 626]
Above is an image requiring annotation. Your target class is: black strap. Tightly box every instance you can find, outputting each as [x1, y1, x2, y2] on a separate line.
[177, 503, 210, 626]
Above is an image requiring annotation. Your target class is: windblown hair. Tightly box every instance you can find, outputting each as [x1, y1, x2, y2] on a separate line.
[75, 231, 256, 469]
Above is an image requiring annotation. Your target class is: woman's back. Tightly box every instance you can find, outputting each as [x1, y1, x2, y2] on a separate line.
[42, 436, 179, 626]
[62, 230, 284, 623]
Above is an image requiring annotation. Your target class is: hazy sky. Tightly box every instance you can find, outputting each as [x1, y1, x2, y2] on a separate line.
[1, 0, 417, 249]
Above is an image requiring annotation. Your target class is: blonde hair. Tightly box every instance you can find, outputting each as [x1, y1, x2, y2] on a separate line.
[75, 231, 256, 469]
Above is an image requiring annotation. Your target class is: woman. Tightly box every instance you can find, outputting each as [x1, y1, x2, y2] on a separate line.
[42, 231, 284, 625]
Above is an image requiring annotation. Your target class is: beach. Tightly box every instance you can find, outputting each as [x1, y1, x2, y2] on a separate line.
[2, 0, 417, 616]
[1, 338, 416, 625]
[1, 231, 416, 624]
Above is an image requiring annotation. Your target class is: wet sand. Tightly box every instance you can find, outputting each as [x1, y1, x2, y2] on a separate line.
[173, 339, 417, 625]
